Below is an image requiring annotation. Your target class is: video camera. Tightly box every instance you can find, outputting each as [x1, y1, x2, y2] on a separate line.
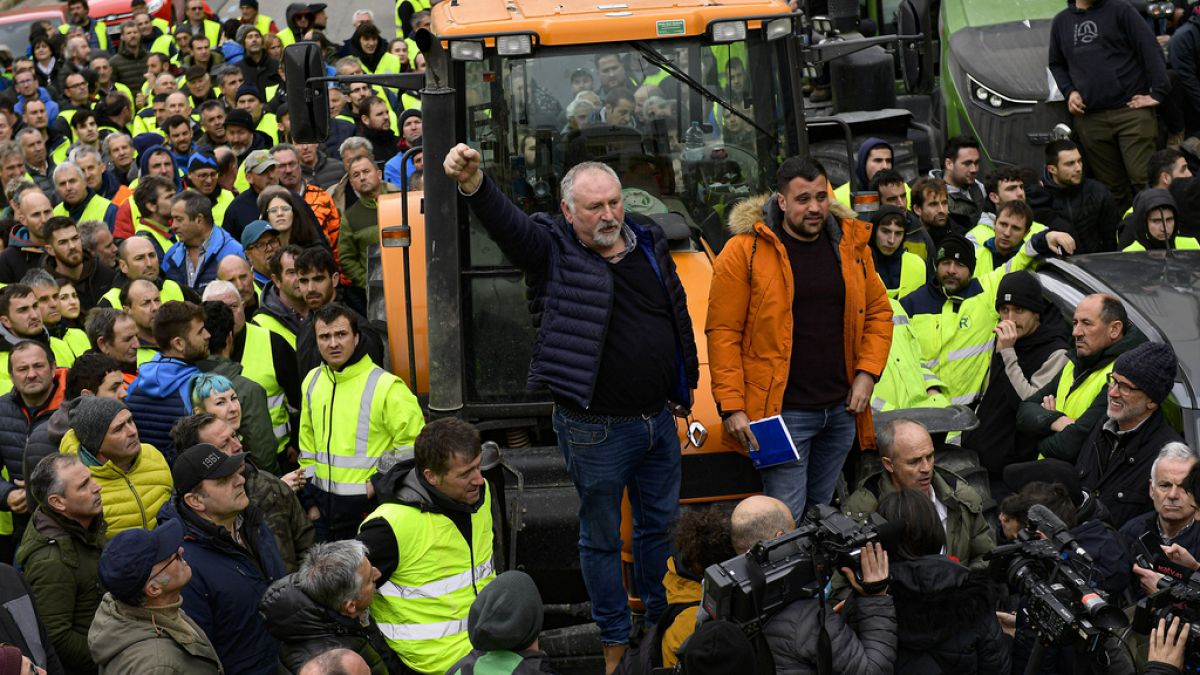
[700, 504, 897, 631]
[1132, 533, 1200, 666]
[986, 505, 1128, 649]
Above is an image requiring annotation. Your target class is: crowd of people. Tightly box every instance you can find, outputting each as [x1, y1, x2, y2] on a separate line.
[0, 0, 1193, 673]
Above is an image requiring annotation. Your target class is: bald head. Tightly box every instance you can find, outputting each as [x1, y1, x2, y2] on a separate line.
[299, 649, 370, 675]
[731, 495, 795, 554]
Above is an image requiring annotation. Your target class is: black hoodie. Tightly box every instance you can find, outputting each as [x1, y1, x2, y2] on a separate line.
[1121, 188, 1178, 250]
[1048, 0, 1170, 112]
[868, 205, 911, 290]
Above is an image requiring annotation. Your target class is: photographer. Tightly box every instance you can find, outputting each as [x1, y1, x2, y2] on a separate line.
[761, 541, 896, 675]
[879, 488, 1010, 674]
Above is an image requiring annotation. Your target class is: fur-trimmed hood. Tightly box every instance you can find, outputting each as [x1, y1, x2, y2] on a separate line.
[727, 192, 859, 236]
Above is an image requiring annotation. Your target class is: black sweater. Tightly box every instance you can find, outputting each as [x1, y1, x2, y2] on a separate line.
[1048, 0, 1170, 111]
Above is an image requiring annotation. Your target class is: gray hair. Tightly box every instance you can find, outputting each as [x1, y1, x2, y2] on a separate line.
[78, 220, 108, 254]
[53, 161, 85, 183]
[1151, 442, 1199, 485]
[5, 177, 35, 203]
[0, 140, 22, 164]
[212, 64, 242, 86]
[69, 144, 103, 166]
[296, 540, 370, 610]
[565, 97, 595, 118]
[338, 136, 373, 159]
[875, 417, 928, 460]
[352, 9, 374, 21]
[102, 132, 132, 161]
[20, 269, 57, 289]
[560, 161, 619, 215]
[270, 143, 298, 159]
[201, 280, 239, 302]
[27, 453, 81, 510]
[16, 127, 42, 154]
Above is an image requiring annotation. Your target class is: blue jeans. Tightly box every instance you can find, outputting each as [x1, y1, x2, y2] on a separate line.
[552, 406, 681, 645]
[760, 406, 857, 521]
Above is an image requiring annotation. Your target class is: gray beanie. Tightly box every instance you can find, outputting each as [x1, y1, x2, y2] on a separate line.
[467, 571, 543, 651]
[236, 24, 261, 43]
[1113, 341, 1178, 404]
[70, 396, 128, 453]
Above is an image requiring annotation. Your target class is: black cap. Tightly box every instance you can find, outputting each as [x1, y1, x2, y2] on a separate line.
[680, 620, 757, 674]
[224, 108, 255, 131]
[935, 234, 976, 271]
[98, 518, 184, 605]
[172, 444, 245, 495]
[995, 270, 1046, 313]
[1113, 341, 1178, 404]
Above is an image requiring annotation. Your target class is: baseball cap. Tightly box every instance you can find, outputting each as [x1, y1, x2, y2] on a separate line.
[243, 149, 276, 174]
[98, 517, 185, 605]
[241, 219, 277, 248]
[172, 443, 245, 496]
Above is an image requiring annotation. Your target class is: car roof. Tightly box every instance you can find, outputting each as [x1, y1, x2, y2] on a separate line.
[1037, 251, 1200, 400]
[0, 6, 65, 22]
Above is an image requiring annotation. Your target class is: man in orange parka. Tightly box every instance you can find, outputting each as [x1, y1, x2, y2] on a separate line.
[707, 156, 892, 520]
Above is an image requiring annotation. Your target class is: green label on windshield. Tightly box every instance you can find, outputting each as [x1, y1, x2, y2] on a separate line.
[656, 19, 686, 36]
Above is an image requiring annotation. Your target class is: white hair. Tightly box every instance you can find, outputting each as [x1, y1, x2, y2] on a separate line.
[1151, 442, 1198, 485]
[201, 279, 239, 302]
[560, 161, 619, 215]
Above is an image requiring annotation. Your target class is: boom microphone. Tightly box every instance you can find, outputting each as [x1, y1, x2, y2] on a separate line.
[1029, 504, 1094, 563]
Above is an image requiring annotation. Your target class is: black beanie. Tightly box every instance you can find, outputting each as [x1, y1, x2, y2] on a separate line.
[995, 270, 1046, 313]
[935, 234, 976, 272]
[467, 571, 543, 652]
[1003, 459, 1083, 506]
[1113, 341, 1178, 404]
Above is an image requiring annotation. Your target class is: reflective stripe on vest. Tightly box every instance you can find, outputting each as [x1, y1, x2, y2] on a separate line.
[1054, 359, 1115, 420]
[367, 489, 494, 675]
[302, 367, 411, 496]
[239, 323, 289, 451]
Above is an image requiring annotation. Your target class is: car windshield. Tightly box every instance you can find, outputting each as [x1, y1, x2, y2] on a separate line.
[460, 37, 797, 252]
[0, 17, 60, 57]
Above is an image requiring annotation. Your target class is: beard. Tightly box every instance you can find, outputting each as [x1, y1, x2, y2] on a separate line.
[592, 218, 623, 249]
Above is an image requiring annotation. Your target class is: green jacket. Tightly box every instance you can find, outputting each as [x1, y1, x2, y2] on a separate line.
[16, 508, 106, 674]
[244, 461, 314, 574]
[88, 594, 224, 674]
[341, 184, 399, 288]
[842, 467, 994, 571]
[197, 356, 281, 475]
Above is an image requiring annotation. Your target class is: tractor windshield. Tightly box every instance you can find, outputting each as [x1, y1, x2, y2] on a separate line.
[460, 36, 798, 251]
[456, 36, 798, 403]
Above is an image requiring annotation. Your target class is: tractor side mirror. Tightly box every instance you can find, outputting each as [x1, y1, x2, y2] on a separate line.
[285, 42, 330, 143]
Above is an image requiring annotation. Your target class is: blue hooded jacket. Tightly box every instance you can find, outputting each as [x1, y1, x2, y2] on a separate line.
[161, 223, 245, 292]
[137, 143, 183, 190]
[854, 137, 893, 191]
[125, 355, 199, 464]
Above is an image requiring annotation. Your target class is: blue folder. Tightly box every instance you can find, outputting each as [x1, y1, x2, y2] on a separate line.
[747, 415, 799, 469]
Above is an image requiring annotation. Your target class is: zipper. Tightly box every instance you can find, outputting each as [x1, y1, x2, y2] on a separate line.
[121, 471, 148, 529]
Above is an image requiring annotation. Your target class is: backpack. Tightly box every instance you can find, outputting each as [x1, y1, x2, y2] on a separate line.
[611, 601, 699, 675]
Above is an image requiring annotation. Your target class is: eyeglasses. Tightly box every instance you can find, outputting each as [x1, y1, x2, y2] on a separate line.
[149, 551, 181, 579]
[1105, 372, 1142, 396]
[247, 237, 279, 252]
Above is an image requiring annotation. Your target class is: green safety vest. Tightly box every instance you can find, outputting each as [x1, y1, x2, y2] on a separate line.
[136, 346, 158, 367]
[1054, 359, 1115, 420]
[278, 28, 297, 47]
[150, 33, 175, 57]
[883, 251, 926, 301]
[134, 219, 174, 256]
[872, 299, 949, 412]
[365, 52, 403, 75]
[60, 20, 108, 51]
[238, 323, 290, 453]
[1123, 237, 1200, 252]
[0, 466, 10, 535]
[298, 356, 422, 497]
[968, 220, 1047, 277]
[210, 189, 234, 226]
[253, 14, 273, 34]
[257, 112, 279, 144]
[252, 312, 297, 349]
[63, 327, 90, 357]
[395, 0, 432, 37]
[53, 193, 114, 223]
[908, 245, 1036, 405]
[100, 278, 185, 310]
[0, 353, 9, 396]
[49, 336, 77, 368]
[365, 491, 494, 675]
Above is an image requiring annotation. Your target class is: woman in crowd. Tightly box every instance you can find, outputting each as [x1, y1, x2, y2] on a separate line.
[257, 186, 328, 250]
